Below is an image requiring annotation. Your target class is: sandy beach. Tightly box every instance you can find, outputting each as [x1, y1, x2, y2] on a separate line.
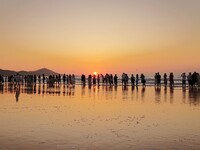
[0, 84, 200, 150]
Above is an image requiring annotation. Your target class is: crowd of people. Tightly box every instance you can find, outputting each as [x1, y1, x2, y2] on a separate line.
[154, 72, 200, 87]
[0, 72, 200, 87]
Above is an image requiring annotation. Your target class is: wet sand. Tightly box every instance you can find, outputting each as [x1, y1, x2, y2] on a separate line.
[0, 85, 200, 150]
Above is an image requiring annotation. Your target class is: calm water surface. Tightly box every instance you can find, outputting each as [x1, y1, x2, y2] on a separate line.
[0, 84, 200, 150]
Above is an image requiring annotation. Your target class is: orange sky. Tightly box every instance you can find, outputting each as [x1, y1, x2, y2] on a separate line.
[0, 0, 200, 75]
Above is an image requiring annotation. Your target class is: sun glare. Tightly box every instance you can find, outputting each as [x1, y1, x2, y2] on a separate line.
[93, 72, 97, 76]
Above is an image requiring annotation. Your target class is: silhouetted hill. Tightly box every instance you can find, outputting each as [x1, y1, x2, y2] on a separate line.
[0, 68, 59, 76]
[30, 68, 58, 75]
[0, 69, 16, 76]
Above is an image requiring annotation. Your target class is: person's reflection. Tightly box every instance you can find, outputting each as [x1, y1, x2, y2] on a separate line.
[188, 87, 200, 105]
[93, 85, 96, 99]
[42, 84, 45, 95]
[155, 86, 161, 103]
[97, 84, 100, 93]
[71, 85, 75, 96]
[141, 86, 146, 101]
[131, 85, 135, 100]
[63, 85, 66, 96]
[34, 84, 36, 94]
[131, 85, 135, 91]
[182, 86, 186, 103]
[15, 86, 20, 102]
[26, 84, 34, 94]
[122, 85, 128, 91]
[38, 84, 41, 94]
[0, 84, 4, 94]
[164, 86, 167, 103]
[93, 85, 96, 93]
[56, 85, 61, 96]
[114, 85, 117, 99]
[81, 84, 86, 96]
[169, 86, 174, 104]
[21, 84, 24, 94]
[136, 86, 139, 101]
[122, 85, 128, 100]
[114, 85, 117, 92]
[88, 84, 92, 98]
[88, 84, 92, 90]
[8, 84, 14, 93]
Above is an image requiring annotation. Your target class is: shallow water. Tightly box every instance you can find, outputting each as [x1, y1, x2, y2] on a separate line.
[0, 84, 200, 150]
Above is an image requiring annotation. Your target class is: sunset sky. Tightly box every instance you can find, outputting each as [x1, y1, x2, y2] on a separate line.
[0, 0, 200, 75]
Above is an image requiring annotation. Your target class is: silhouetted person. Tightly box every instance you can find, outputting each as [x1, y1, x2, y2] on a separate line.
[34, 75, 37, 85]
[191, 72, 198, 87]
[154, 73, 157, 85]
[63, 74, 66, 84]
[110, 74, 113, 85]
[181, 73, 186, 87]
[136, 74, 139, 86]
[88, 75, 92, 86]
[164, 73, 167, 86]
[122, 73, 126, 86]
[97, 74, 100, 85]
[66, 75, 69, 85]
[81, 74, 86, 85]
[114, 74, 118, 85]
[157, 72, 161, 86]
[72, 74, 75, 85]
[131, 74, 135, 86]
[42, 74, 45, 84]
[140, 74, 146, 86]
[93, 75, 96, 85]
[169, 72, 174, 87]
[197, 73, 200, 87]
[58, 74, 61, 85]
[38, 75, 41, 84]
[187, 72, 192, 87]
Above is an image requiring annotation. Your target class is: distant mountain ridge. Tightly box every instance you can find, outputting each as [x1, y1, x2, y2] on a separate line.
[0, 68, 59, 76]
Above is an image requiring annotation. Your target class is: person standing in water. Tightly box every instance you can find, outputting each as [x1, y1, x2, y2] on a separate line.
[136, 74, 139, 86]
[88, 75, 92, 86]
[163, 73, 167, 86]
[93, 74, 96, 85]
[97, 74, 100, 85]
[131, 74, 135, 86]
[187, 72, 192, 87]
[140, 73, 146, 86]
[169, 73, 174, 87]
[181, 73, 186, 87]
[114, 74, 118, 85]
[81, 74, 86, 85]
